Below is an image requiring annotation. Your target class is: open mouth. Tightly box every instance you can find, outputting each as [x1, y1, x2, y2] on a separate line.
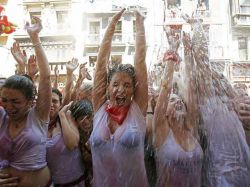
[116, 96, 126, 106]
[7, 111, 17, 117]
[175, 103, 183, 111]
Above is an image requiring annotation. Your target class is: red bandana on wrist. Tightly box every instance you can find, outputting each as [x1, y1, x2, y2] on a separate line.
[105, 104, 130, 125]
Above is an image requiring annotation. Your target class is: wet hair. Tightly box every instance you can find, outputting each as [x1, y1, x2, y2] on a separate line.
[80, 82, 93, 92]
[2, 75, 36, 100]
[107, 64, 136, 88]
[69, 99, 93, 121]
[52, 88, 62, 104]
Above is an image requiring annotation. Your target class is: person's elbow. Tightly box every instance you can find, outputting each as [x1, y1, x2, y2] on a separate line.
[64, 135, 80, 151]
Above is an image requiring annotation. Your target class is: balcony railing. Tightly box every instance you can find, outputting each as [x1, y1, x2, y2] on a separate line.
[195, 10, 211, 18]
[165, 9, 210, 20]
[231, 61, 250, 77]
[86, 34, 101, 44]
[112, 33, 122, 43]
[233, 13, 250, 26]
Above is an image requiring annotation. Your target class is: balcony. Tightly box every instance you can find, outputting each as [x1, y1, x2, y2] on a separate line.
[195, 10, 211, 19]
[231, 61, 250, 78]
[233, 13, 250, 26]
[85, 34, 100, 46]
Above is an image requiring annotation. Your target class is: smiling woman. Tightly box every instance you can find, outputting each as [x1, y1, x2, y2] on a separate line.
[90, 8, 149, 187]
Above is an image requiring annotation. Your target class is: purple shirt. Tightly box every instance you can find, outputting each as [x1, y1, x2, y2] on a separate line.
[46, 131, 85, 184]
[200, 96, 250, 186]
[90, 101, 149, 187]
[0, 107, 48, 171]
[156, 130, 203, 187]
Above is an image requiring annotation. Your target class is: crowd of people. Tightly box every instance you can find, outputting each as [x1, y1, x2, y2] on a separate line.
[0, 8, 250, 187]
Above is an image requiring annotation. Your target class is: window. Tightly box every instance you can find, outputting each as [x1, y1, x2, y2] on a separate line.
[111, 55, 122, 66]
[115, 21, 122, 34]
[113, 21, 122, 42]
[238, 37, 248, 60]
[56, 11, 69, 30]
[89, 21, 100, 42]
[29, 12, 41, 23]
[167, 0, 181, 8]
[89, 56, 97, 67]
[133, 20, 136, 33]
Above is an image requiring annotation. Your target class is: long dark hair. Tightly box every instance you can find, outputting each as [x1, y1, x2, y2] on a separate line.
[69, 99, 93, 121]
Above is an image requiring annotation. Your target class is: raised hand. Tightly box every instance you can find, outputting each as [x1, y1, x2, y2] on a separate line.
[165, 28, 180, 52]
[66, 58, 79, 74]
[79, 63, 92, 80]
[27, 55, 39, 78]
[134, 9, 145, 32]
[182, 14, 203, 29]
[111, 8, 126, 25]
[182, 31, 192, 55]
[59, 101, 73, 115]
[11, 42, 27, 74]
[25, 16, 42, 38]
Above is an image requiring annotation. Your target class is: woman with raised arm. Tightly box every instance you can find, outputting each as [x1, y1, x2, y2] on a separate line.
[0, 16, 51, 187]
[90, 9, 149, 187]
[46, 58, 86, 186]
[11, 42, 27, 75]
[183, 15, 250, 186]
[153, 29, 203, 187]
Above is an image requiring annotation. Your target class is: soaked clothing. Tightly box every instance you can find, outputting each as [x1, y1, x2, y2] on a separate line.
[79, 129, 92, 187]
[200, 97, 250, 187]
[156, 130, 203, 187]
[46, 131, 85, 186]
[244, 128, 250, 148]
[90, 101, 149, 187]
[0, 107, 48, 171]
[144, 132, 157, 187]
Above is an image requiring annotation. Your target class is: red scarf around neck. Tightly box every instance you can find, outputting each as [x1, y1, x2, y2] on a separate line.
[105, 104, 130, 125]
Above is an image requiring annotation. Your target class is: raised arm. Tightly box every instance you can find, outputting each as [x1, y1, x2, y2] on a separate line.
[182, 31, 199, 136]
[62, 58, 79, 106]
[10, 42, 27, 75]
[58, 102, 80, 150]
[93, 8, 125, 112]
[153, 52, 177, 147]
[134, 10, 148, 116]
[25, 17, 51, 122]
[27, 54, 39, 81]
[182, 14, 212, 97]
[71, 63, 88, 101]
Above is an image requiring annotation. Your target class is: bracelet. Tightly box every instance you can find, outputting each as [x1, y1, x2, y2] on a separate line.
[32, 42, 42, 48]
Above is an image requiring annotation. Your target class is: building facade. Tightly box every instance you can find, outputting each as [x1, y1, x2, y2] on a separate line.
[2, 0, 250, 93]
[229, 0, 250, 92]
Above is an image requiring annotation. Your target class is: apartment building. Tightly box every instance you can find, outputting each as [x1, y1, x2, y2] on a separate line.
[229, 0, 250, 91]
[80, 0, 148, 70]
[2, 0, 248, 93]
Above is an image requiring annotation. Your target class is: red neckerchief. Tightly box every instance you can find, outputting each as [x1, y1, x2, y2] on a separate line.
[105, 104, 130, 125]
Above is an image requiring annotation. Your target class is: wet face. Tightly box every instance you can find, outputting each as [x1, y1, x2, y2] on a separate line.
[1, 88, 32, 120]
[77, 115, 93, 133]
[108, 72, 134, 107]
[50, 92, 61, 119]
[166, 94, 187, 118]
